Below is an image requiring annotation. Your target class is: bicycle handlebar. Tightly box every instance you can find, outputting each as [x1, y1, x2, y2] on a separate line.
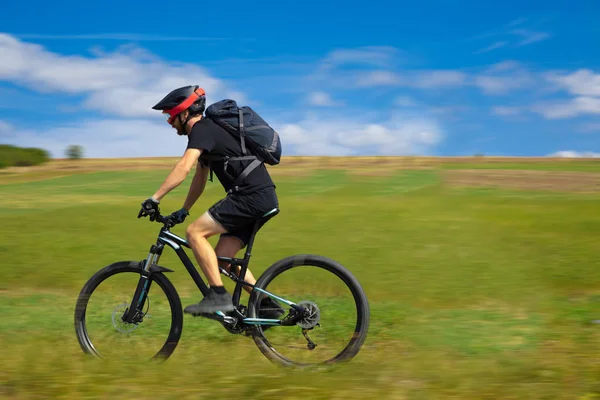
[140, 209, 179, 229]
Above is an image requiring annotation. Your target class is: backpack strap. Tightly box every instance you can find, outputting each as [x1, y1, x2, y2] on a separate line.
[238, 109, 247, 155]
[225, 156, 262, 194]
[201, 106, 263, 191]
[201, 154, 262, 193]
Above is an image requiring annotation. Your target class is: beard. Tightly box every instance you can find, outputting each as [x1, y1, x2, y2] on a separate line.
[175, 114, 190, 136]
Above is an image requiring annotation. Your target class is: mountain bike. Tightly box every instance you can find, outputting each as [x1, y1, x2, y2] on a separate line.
[73, 207, 370, 367]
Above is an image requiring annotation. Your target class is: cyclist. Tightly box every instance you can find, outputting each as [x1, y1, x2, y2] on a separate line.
[138, 85, 283, 319]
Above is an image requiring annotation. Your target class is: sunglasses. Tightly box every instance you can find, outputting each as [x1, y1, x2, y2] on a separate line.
[163, 112, 175, 124]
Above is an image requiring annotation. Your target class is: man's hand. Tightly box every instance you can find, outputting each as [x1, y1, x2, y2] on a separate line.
[167, 207, 190, 224]
[138, 197, 160, 220]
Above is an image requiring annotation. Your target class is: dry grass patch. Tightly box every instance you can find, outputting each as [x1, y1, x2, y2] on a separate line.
[266, 167, 313, 177]
[2, 156, 599, 185]
[443, 169, 600, 193]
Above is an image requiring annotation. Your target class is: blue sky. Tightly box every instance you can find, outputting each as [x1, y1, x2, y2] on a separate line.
[1, 0, 599, 158]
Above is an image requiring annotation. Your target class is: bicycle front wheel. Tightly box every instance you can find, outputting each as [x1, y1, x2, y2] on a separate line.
[247, 254, 370, 367]
[74, 261, 183, 361]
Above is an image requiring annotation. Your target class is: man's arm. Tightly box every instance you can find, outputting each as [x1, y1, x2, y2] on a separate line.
[183, 162, 210, 211]
[151, 148, 202, 201]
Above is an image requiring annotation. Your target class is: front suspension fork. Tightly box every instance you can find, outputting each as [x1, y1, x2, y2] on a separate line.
[122, 246, 161, 323]
[122, 275, 151, 323]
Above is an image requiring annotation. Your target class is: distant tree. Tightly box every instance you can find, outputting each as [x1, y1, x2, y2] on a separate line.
[66, 145, 84, 160]
[0, 144, 50, 168]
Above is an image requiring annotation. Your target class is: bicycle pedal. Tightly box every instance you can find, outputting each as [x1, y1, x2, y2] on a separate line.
[197, 312, 236, 325]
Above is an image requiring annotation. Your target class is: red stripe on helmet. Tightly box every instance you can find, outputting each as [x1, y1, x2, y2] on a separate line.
[166, 88, 205, 124]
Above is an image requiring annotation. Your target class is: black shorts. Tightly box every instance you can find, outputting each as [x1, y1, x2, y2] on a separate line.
[208, 187, 279, 247]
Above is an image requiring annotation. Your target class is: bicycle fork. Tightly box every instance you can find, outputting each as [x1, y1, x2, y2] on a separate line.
[122, 247, 160, 324]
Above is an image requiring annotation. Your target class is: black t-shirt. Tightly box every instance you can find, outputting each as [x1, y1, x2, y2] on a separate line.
[187, 117, 275, 194]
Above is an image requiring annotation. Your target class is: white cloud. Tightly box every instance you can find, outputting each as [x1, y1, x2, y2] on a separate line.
[475, 76, 521, 94]
[547, 150, 600, 158]
[312, 47, 467, 90]
[10, 33, 229, 42]
[2, 118, 185, 158]
[471, 19, 551, 54]
[0, 34, 234, 118]
[412, 70, 467, 88]
[314, 48, 550, 95]
[320, 46, 399, 70]
[274, 112, 443, 156]
[307, 91, 342, 107]
[0, 120, 16, 141]
[355, 70, 401, 87]
[530, 69, 600, 120]
[1, 112, 443, 158]
[429, 106, 469, 120]
[350, 69, 467, 89]
[510, 29, 551, 46]
[396, 97, 467, 120]
[395, 96, 418, 107]
[532, 96, 600, 119]
[475, 41, 508, 54]
[487, 60, 521, 72]
[318, 55, 533, 94]
[0, 38, 446, 158]
[545, 69, 600, 97]
[474, 61, 534, 94]
[307, 46, 404, 89]
[0, 120, 12, 133]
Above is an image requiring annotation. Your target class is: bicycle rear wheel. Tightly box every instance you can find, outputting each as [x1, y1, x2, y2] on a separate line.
[74, 261, 183, 361]
[247, 254, 370, 367]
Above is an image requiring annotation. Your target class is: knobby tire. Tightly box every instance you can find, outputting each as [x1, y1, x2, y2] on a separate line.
[247, 254, 370, 367]
[73, 261, 184, 361]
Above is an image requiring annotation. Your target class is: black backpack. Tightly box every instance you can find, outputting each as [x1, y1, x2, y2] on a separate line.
[203, 99, 282, 192]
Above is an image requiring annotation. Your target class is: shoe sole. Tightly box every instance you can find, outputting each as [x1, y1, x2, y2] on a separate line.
[184, 304, 236, 316]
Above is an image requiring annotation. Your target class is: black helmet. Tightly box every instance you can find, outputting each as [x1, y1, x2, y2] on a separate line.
[152, 85, 206, 125]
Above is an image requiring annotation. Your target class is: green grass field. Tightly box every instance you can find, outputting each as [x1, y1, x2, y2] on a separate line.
[1, 159, 600, 399]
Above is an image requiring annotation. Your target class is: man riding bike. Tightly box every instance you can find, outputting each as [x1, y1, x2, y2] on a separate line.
[137, 85, 283, 319]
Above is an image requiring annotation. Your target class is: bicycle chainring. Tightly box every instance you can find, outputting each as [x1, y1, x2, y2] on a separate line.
[221, 305, 247, 335]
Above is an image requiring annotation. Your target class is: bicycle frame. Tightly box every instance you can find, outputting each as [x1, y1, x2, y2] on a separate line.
[123, 211, 305, 330]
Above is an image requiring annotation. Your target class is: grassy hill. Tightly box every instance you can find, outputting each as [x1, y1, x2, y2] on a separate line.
[1, 156, 599, 399]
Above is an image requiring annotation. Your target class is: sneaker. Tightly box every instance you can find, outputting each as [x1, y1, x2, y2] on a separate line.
[184, 289, 235, 316]
[259, 297, 285, 319]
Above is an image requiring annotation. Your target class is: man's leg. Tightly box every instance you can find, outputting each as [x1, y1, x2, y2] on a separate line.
[214, 235, 257, 294]
[215, 236, 284, 319]
[183, 211, 234, 315]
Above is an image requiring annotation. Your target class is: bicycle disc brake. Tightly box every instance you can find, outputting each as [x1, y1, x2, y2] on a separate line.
[113, 301, 149, 333]
[113, 303, 140, 333]
[296, 300, 320, 329]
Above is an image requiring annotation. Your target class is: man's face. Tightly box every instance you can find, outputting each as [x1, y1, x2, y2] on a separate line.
[164, 110, 188, 136]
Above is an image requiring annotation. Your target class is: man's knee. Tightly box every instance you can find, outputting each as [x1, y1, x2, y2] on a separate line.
[186, 211, 227, 241]
[185, 223, 197, 242]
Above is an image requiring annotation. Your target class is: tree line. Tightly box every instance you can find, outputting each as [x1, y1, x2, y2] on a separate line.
[0, 144, 84, 169]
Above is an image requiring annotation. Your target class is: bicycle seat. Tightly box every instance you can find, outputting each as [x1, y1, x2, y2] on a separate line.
[258, 207, 280, 225]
